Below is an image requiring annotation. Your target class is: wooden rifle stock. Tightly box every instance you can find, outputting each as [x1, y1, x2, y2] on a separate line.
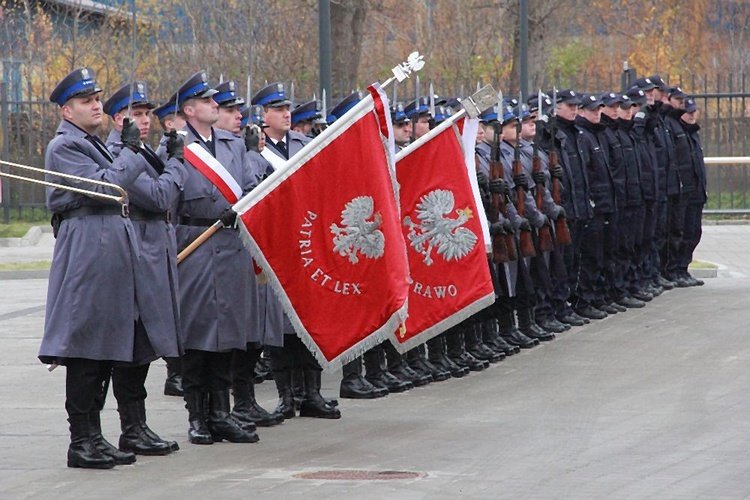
[488, 157, 518, 263]
[512, 156, 536, 258]
[548, 150, 572, 246]
[532, 154, 555, 253]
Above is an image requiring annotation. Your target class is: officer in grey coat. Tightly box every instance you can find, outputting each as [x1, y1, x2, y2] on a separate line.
[102, 82, 186, 457]
[173, 71, 259, 445]
[252, 82, 340, 420]
[40, 67, 176, 469]
[209, 80, 284, 428]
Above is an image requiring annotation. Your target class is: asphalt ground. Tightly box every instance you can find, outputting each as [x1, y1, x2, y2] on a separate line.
[0, 226, 748, 499]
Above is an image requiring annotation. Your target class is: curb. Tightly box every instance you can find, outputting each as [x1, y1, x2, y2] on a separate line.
[0, 225, 47, 248]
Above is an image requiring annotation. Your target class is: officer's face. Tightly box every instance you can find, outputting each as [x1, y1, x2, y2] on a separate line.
[183, 97, 219, 126]
[682, 110, 697, 124]
[293, 121, 313, 136]
[115, 105, 152, 140]
[602, 104, 619, 120]
[393, 122, 411, 145]
[164, 114, 186, 133]
[556, 102, 578, 121]
[414, 115, 431, 139]
[617, 106, 633, 120]
[644, 89, 655, 105]
[520, 119, 535, 140]
[476, 124, 485, 144]
[502, 121, 517, 142]
[669, 97, 685, 110]
[215, 105, 242, 134]
[263, 105, 291, 135]
[62, 94, 103, 134]
[581, 107, 603, 124]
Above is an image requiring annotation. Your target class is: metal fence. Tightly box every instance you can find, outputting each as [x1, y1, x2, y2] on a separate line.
[2, 71, 750, 222]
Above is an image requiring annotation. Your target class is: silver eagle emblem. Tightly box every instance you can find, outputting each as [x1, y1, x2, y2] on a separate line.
[330, 196, 385, 264]
[403, 189, 478, 266]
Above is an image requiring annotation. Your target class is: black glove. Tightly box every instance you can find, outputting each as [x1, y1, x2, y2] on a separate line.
[513, 172, 529, 191]
[555, 206, 567, 220]
[245, 125, 260, 153]
[489, 221, 505, 236]
[502, 219, 513, 234]
[550, 164, 563, 179]
[165, 130, 184, 162]
[532, 171, 546, 185]
[489, 178, 508, 195]
[519, 218, 531, 232]
[476, 170, 489, 188]
[220, 208, 238, 227]
[121, 117, 141, 152]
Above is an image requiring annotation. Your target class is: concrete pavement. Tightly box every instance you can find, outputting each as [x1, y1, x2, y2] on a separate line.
[1, 227, 749, 499]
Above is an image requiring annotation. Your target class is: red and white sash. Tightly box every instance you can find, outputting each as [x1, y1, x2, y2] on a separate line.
[184, 142, 243, 204]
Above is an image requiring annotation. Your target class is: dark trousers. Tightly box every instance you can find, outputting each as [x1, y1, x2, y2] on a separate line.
[269, 334, 321, 372]
[655, 199, 669, 276]
[639, 201, 658, 286]
[111, 363, 149, 406]
[65, 358, 112, 417]
[665, 194, 688, 277]
[230, 345, 262, 387]
[571, 215, 605, 308]
[552, 219, 585, 315]
[621, 205, 644, 293]
[679, 201, 705, 271]
[182, 349, 233, 394]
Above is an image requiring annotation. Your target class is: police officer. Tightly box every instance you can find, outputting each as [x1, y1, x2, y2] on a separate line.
[40, 67, 158, 469]
[102, 81, 186, 457]
[252, 82, 341, 419]
[173, 71, 260, 444]
[677, 98, 706, 286]
[291, 99, 321, 137]
[208, 81, 285, 428]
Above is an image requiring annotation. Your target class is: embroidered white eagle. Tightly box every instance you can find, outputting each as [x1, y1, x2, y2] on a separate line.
[330, 196, 385, 264]
[403, 189, 477, 266]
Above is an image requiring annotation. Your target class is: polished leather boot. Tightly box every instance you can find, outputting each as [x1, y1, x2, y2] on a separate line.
[574, 304, 608, 320]
[68, 414, 115, 469]
[537, 317, 566, 333]
[137, 400, 178, 452]
[272, 369, 296, 419]
[340, 357, 388, 399]
[207, 390, 259, 443]
[447, 328, 488, 371]
[185, 392, 213, 445]
[517, 308, 555, 342]
[291, 368, 305, 411]
[299, 370, 341, 419]
[617, 295, 646, 308]
[89, 411, 136, 465]
[465, 324, 504, 362]
[481, 320, 519, 356]
[117, 401, 172, 455]
[597, 303, 620, 315]
[427, 334, 470, 377]
[364, 348, 413, 392]
[495, 306, 538, 348]
[254, 355, 272, 384]
[232, 381, 284, 427]
[408, 346, 451, 382]
[163, 357, 183, 396]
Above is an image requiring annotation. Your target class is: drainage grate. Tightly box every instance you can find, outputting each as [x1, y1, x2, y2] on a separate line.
[293, 470, 425, 480]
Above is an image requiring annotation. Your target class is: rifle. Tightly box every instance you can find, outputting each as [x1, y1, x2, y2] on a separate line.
[549, 87, 572, 246]
[513, 98, 536, 258]
[532, 136, 555, 253]
[488, 122, 517, 263]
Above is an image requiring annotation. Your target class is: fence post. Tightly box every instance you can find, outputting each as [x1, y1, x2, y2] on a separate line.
[1, 81, 10, 224]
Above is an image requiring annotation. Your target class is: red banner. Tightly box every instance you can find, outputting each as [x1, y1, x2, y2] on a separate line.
[391, 119, 495, 351]
[236, 84, 409, 370]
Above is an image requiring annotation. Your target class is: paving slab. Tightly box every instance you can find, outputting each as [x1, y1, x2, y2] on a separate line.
[0, 227, 748, 499]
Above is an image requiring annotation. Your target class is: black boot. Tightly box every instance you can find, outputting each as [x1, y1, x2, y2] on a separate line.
[232, 381, 284, 427]
[137, 400, 179, 452]
[447, 327, 488, 371]
[408, 345, 450, 382]
[340, 357, 388, 399]
[88, 411, 136, 465]
[517, 307, 555, 342]
[495, 306, 538, 348]
[67, 414, 116, 469]
[364, 347, 412, 392]
[254, 355, 272, 384]
[465, 324, 505, 363]
[299, 370, 342, 419]
[291, 368, 305, 411]
[273, 369, 296, 419]
[427, 335, 469, 378]
[207, 390, 260, 443]
[482, 319, 520, 356]
[163, 357, 183, 397]
[117, 401, 172, 456]
[185, 392, 213, 445]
